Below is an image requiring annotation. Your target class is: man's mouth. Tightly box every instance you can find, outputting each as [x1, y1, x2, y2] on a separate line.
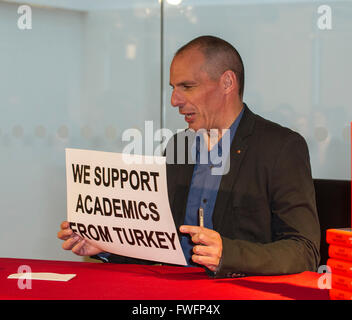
[184, 112, 196, 122]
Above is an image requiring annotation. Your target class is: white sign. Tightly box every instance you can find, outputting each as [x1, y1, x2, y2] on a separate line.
[65, 148, 186, 266]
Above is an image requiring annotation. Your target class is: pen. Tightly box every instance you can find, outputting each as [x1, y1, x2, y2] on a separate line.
[199, 207, 204, 228]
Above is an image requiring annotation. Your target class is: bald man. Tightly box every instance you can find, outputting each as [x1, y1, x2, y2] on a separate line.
[58, 36, 320, 278]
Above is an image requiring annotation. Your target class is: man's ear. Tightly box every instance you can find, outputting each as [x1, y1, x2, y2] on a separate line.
[221, 70, 238, 95]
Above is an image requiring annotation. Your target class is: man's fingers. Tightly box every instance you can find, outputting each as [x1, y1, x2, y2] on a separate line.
[180, 224, 223, 270]
[179, 225, 201, 236]
[60, 221, 70, 229]
[193, 245, 222, 265]
[58, 221, 73, 240]
[206, 265, 218, 272]
[191, 232, 214, 246]
[57, 228, 73, 241]
[71, 238, 86, 256]
[180, 225, 212, 245]
[190, 229, 220, 247]
[61, 234, 80, 250]
[193, 244, 218, 257]
[191, 254, 219, 271]
[180, 225, 220, 244]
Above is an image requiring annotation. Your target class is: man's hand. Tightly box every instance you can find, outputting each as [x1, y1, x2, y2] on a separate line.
[180, 225, 222, 272]
[57, 221, 102, 257]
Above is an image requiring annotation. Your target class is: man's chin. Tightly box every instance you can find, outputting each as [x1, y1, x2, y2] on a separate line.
[187, 122, 200, 131]
[187, 125, 198, 132]
[188, 124, 206, 132]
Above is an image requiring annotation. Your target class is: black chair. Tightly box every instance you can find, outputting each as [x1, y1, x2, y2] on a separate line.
[313, 179, 351, 266]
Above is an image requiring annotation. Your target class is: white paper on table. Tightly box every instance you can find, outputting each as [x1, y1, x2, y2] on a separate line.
[8, 273, 76, 282]
[65, 148, 187, 266]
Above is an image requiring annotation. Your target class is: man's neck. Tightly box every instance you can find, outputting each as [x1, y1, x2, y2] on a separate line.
[204, 101, 244, 151]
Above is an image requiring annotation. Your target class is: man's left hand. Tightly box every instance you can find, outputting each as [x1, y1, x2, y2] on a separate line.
[180, 225, 222, 272]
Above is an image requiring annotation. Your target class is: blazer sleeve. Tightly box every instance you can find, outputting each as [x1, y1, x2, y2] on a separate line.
[214, 134, 321, 278]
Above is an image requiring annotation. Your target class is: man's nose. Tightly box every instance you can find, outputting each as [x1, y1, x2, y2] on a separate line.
[171, 89, 185, 107]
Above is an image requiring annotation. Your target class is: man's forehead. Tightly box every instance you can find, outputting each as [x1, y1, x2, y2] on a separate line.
[172, 47, 205, 65]
[170, 48, 207, 81]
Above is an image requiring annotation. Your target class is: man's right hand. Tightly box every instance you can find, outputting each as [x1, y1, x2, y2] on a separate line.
[57, 221, 102, 257]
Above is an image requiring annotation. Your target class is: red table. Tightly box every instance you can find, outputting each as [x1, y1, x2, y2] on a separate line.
[0, 257, 329, 300]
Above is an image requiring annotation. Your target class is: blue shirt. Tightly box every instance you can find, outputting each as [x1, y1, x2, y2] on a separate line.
[98, 108, 244, 265]
[181, 109, 244, 266]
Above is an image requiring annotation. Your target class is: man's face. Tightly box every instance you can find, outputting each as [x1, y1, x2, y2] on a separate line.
[169, 48, 223, 131]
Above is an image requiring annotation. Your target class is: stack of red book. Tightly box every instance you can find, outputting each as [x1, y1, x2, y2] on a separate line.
[326, 228, 352, 300]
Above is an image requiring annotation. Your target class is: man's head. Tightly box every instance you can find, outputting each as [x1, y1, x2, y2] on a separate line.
[175, 36, 244, 98]
[169, 35, 244, 131]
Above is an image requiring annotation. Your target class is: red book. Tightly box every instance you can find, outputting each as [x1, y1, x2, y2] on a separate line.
[329, 245, 352, 262]
[332, 273, 352, 292]
[327, 258, 352, 278]
[326, 228, 352, 247]
[329, 288, 352, 300]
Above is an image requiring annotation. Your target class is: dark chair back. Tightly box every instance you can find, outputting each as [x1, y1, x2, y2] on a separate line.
[313, 179, 351, 266]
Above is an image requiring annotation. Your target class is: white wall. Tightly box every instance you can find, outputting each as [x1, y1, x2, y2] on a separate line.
[0, 0, 350, 262]
[163, 1, 352, 180]
[0, 1, 160, 261]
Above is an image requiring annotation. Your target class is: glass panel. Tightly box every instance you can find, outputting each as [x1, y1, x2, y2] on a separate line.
[1, 0, 351, 262]
[163, 0, 352, 180]
[0, 0, 160, 260]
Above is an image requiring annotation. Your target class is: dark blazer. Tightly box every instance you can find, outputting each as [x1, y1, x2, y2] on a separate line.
[165, 104, 321, 277]
[97, 104, 321, 278]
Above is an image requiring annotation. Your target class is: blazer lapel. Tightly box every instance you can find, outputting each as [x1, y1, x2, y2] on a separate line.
[172, 163, 194, 228]
[168, 129, 196, 228]
[212, 105, 256, 231]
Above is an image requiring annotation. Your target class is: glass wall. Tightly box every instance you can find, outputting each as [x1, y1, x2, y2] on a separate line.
[0, 0, 160, 261]
[0, 0, 350, 261]
[163, 0, 352, 180]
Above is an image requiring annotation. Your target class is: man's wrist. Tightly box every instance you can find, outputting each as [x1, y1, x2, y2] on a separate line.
[213, 255, 223, 275]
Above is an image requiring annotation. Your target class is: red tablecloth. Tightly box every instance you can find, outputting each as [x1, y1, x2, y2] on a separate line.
[0, 257, 329, 300]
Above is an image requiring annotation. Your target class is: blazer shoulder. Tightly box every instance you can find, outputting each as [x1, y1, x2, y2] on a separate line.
[251, 112, 307, 147]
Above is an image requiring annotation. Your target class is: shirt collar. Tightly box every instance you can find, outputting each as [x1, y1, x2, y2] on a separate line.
[191, 107, 245, 163]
